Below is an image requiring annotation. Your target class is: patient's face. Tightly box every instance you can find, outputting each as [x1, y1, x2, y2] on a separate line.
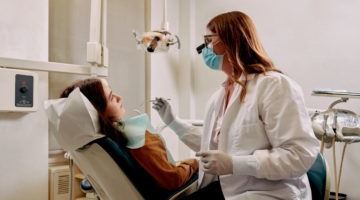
[102, 82, 125, 121]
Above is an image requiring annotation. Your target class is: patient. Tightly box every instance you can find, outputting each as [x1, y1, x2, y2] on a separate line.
[59, 78, 198, 190]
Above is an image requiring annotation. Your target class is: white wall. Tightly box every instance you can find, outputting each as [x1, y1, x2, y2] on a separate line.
[106, 0, 145, 119]
[48, 0, 91, 152]
[0, 72, 49, 200]
[0, 0, 49, 199]
[49, 0, 145, 117]
[0, 0, 48, 60]
[148, 0, 183, 160]
[188, 0, 360, 199]
[48, 0, 145, 151]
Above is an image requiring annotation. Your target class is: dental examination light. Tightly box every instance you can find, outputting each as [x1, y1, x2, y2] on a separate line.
[133, 0, 180, 53]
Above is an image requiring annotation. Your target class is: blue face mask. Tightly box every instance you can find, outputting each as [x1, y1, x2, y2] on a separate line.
[202, 43, 224, 71]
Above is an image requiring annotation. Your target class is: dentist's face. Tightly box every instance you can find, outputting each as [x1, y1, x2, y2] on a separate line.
[205, 28, 225, 55]
[102, 82, 125, 121]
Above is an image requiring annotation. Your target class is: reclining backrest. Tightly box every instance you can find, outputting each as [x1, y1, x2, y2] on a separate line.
[71, 138, 143, 200]
[75, 136, 180, 200]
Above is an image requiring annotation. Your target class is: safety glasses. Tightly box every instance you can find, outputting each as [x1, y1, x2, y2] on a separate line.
[204, 34, 218, 48]
[196, 34, 217, 54]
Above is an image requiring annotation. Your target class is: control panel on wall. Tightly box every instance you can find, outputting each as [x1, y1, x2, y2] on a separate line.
[0, 68, 38, 112]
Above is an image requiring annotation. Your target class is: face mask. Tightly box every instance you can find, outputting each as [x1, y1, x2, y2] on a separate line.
[202, 43, 224, 71]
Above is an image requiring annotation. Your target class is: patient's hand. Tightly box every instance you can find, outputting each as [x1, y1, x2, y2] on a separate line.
[177, 158, 199, 173]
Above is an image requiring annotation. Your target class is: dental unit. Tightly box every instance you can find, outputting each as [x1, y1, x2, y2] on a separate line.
[311, 89, 360, 200]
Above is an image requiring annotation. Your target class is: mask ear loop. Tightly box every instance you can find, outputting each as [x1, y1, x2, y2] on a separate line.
[211, 38, 221, 48]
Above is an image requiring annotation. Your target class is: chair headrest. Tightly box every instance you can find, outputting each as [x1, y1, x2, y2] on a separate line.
[44, 87, 104, 151]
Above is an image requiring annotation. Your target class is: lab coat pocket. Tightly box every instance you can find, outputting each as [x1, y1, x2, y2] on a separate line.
[229, 122, 267, 154]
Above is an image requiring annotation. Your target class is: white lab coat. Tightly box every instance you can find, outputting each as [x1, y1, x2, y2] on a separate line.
[169, 71, 320, 200]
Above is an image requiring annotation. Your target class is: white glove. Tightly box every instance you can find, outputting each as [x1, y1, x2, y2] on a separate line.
[196, 150, 233, 175]
[152, 97, 175, 125]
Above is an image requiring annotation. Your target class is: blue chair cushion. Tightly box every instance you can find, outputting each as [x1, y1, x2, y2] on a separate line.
[307, 153, 327, 200]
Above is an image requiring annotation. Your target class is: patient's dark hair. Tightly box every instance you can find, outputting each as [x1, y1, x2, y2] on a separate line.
[60, 78, 127, 146]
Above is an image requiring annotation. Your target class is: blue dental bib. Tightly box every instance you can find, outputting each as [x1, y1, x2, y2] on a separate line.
[115, 114, 175, 165]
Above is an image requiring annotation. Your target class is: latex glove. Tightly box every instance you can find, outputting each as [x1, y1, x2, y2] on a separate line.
[152, 97, 175, 125]
[196, 150, 233, 175]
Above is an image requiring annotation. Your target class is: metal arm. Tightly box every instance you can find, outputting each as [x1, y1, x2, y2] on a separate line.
[328, 97, 349, 109]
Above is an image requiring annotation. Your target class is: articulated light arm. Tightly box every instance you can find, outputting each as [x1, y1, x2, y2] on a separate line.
[87, 0, 108, 67]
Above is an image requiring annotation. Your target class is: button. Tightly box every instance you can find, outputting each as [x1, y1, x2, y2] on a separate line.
[20, 86, 28, 93]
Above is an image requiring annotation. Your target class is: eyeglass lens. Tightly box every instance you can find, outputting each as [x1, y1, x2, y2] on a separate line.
[204, 34, 217, 47]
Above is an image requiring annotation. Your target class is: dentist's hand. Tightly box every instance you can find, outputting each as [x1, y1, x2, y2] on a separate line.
[196, 150, 233, 175]
[152, 97, 175, 125]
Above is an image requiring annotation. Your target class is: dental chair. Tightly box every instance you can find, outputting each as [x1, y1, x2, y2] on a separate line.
[72, 136, 198, 200]
[44, 88, 198, 200]
[307, 153, 331, 200]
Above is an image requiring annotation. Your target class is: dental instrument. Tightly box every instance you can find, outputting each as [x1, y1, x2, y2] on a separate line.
[148, 98, 171, 102]
[133, 99, 171, 115]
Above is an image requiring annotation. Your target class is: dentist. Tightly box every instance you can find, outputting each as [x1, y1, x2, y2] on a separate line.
[153, 11, 319, 200]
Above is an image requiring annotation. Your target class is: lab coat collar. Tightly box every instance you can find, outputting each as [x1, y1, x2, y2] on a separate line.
[221, 73, 256, 87]
[221, 73, 257, 115]
[238, 72, 257, 83]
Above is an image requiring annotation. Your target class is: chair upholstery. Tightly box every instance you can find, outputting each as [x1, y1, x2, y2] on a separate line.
[307, 153, 330, 200]
[71, 137, 198, 200]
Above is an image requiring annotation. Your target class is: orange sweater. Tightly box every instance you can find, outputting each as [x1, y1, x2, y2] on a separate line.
[129, 131, 199, 190]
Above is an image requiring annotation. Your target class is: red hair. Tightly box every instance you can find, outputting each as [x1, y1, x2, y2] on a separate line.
[207, 11, 281, 102]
